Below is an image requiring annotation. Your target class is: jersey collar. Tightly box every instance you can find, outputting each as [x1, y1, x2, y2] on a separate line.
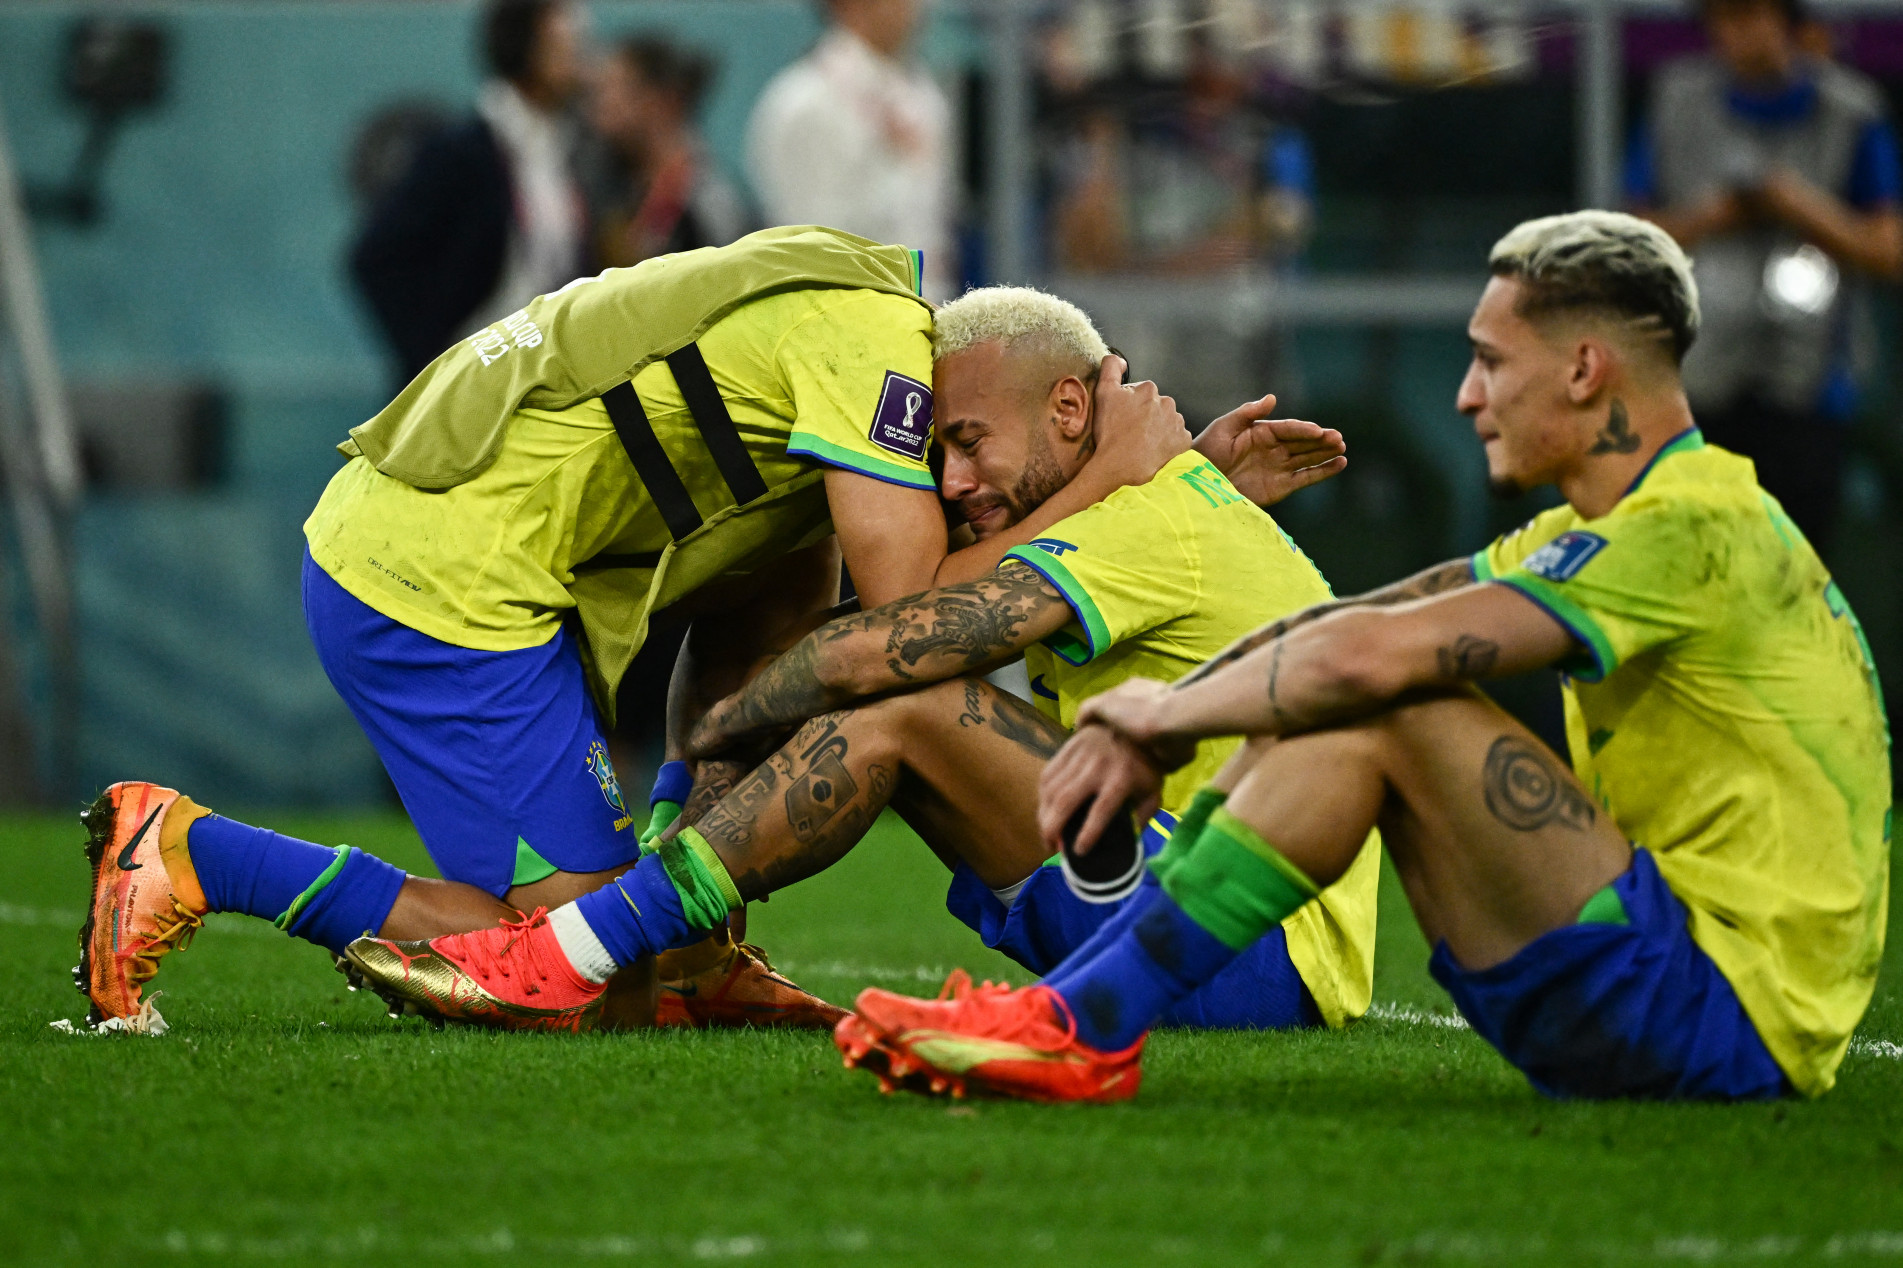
[1621, 426, 1705, 499]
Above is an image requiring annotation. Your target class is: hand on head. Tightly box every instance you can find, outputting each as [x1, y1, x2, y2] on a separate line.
[1086, 355, 1191, 486]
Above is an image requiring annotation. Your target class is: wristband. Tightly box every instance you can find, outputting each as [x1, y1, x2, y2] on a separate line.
[650, 761, 693, 808]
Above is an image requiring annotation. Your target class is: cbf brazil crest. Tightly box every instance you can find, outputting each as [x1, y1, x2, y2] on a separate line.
[586, 740, 635, 833]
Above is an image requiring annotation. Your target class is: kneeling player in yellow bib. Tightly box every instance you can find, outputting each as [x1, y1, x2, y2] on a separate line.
[78, 228, 1298, 1032]
[851, 211, 1889, 1103]
[340, 287, 1375, 1054]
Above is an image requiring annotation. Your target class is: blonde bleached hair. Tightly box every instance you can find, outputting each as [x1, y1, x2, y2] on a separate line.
[1489, 210, 1701, 364]
[932, 285, 1110, 376]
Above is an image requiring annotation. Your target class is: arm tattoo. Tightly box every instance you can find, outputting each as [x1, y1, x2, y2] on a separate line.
[717, 640, 827, 749]
[879, 560, 1057, 676]
[1437, 634, 1501, 679]
[705, 560, 1064, 746]
[1177, 557, 1476, 691]
[1589, 399, 1641, 455]
[1265, 640, 1295, 730]
[1481, 736, 1596, 832]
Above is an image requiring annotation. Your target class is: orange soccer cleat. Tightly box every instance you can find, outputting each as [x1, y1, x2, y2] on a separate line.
[837, 970, 1147, 1104]
[77, 781, 214, 1028]
[655, 935, 848, 1031]
[344, 908, 606, 1032]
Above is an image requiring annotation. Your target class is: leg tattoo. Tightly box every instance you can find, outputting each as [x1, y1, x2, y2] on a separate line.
[1482, 735, 1597, 833]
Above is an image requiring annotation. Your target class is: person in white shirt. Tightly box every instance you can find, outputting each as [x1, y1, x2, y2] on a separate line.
[746, 0, 956, 299]
[469, 0, 588, 330]
[351, 0, 589, 385]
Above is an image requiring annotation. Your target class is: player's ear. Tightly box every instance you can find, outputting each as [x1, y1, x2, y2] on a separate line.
[1566, 337, 1613, 405]
[1050, 375, 1091, 440]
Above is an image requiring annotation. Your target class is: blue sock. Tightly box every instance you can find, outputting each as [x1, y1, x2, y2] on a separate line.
[187, 815, 407, 956]
[1046, 873, 1168, 994]
[572, 852, 703, 967]
[1050, 890, 1240, 1051]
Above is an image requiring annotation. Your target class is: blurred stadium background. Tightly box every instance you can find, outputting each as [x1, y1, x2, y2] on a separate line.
[0, 0, 1899, 811]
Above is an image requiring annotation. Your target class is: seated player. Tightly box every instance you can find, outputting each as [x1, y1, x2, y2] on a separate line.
[840, 211, 1890, 1103]
[341, 286, 1380, 1038]
[77, 227, 1234, 1032]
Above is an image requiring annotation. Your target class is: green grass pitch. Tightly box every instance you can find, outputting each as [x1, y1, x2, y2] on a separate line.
[2, 809, 1900, 1266]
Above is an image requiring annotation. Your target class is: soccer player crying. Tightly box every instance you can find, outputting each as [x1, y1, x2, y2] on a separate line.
[340, 285, 1378, 1058]
[77, 229, 1239, 1033]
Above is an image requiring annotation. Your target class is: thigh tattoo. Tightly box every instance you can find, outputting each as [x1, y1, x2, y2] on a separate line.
[1482, 735, 1596, 833]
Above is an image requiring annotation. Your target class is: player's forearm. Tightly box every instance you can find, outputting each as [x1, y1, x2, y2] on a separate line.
[1173, 557, 1475, 691]
[1151, 612, 1397, 741]
[689, 562, 1066, 755]
[1152, 604, 1471, 742]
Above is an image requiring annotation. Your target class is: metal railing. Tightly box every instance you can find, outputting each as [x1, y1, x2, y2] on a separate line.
[0, 94, 81, 804]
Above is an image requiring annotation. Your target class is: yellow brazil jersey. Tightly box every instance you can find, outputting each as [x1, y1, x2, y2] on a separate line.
[1002, 451, 1383, 1028]
[1476, 429, 1891, 1096]
[304, 287, 934, 652]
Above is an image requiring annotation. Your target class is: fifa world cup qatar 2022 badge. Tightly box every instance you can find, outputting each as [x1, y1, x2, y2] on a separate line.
[868, 371, 932, 459]
[586, 741, 635, 833]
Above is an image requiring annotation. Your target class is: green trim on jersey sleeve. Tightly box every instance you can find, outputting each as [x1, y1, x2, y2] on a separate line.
[1003, 546, 1112, 665]
[1472, 550, 1496, 582]
[1491, 574, 1618, 683]
[784, 434, 936, 490]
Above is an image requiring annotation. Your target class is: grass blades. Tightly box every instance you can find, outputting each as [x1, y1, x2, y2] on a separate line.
[2, 810, 1900, 1265]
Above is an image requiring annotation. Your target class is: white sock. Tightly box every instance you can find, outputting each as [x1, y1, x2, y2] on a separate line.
[548, 903, 619, 983]
[990, 875, 1032, 908]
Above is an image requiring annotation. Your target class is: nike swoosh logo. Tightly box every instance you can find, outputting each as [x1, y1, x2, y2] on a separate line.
[116, 805, 164, 872]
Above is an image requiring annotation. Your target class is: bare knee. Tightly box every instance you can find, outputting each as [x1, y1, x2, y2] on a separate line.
[857, 678, 978, 743]
[1372, 687, 1536, 769]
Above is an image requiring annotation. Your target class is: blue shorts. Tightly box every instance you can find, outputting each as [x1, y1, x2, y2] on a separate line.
[1430, 847, 1789, 1101]
[945, 817, 1322, 1031]
[302, 552, 642, 896]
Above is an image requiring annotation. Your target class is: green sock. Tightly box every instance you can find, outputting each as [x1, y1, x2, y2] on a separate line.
[1147, 785, 1229, 885]
[656, 827, 743, 930]
[1160, 807, 1321, 951]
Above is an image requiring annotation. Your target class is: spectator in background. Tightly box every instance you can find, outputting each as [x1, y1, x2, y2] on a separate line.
[1053, 47, 1313, 275]
[351, 0, 590, 388]
[1049, 37, 1314, 427]
[1629, 0, 1903, 553]
[592, 36, 750, 267]
[746, 0, 955, 299]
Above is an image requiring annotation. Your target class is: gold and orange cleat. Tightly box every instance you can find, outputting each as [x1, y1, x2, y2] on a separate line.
[76, 781, 214, 1029]
[658, 929, 852, 1028]
[655, 935, 848, 1031]
[839, 969, 1147, 1104]
[344, 908, 607, 1032]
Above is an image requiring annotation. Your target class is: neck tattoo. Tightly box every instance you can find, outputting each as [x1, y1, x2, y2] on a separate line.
[1589, 399, 1641, 455]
